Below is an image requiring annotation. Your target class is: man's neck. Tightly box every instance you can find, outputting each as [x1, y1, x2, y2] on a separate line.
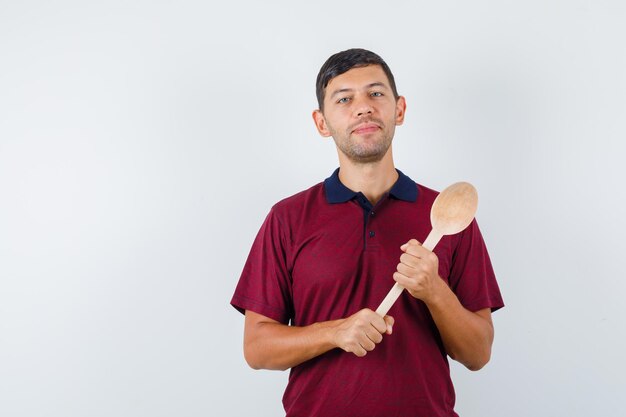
[337, 150, 398, 206]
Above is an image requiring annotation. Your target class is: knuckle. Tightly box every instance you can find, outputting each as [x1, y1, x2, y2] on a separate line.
[357, 309, 370, 318]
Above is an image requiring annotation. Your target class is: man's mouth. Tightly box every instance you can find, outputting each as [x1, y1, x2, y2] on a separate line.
[352, 123, 380, 134]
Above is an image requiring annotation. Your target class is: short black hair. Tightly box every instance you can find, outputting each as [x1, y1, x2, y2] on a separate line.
[315, 48, 399, 111]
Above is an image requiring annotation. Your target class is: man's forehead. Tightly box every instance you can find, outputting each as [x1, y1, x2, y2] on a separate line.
[325, 65, 391, 92]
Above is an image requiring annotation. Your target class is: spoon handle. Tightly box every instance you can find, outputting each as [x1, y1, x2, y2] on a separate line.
[375, 230, 444, 316]
[421, 230, 443, 252]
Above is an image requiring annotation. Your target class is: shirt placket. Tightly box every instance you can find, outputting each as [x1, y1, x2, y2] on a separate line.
[355, 193, 383, 252]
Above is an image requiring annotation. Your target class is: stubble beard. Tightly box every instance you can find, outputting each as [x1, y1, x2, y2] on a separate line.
[331, 123, 394, 164]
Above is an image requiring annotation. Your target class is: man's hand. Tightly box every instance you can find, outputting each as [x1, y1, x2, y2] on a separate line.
[393, 239, 445, 304]
[333, 309, 394, 357]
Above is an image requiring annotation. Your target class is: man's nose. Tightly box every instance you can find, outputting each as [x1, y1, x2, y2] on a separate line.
[354, 96, 373, 117]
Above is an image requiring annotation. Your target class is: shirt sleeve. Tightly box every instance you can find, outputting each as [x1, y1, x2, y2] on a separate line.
[447, 219, 504, 312]
[230, 207, 294, 324]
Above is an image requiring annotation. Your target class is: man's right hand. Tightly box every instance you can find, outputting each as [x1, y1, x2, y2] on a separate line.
[333, 309, 394, 357]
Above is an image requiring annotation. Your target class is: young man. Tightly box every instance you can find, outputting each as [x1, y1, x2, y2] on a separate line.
[231, 48, 504, 417]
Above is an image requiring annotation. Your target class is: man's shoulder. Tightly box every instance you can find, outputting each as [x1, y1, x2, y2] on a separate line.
[415, 182, 439, 204]
[270, 181, 326, 214]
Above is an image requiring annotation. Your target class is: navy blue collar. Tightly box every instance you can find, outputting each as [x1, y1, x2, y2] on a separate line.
[324, 168, 418, 204]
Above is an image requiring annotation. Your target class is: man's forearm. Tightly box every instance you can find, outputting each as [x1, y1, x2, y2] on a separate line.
[425, 281, 494, 371]
[243, 309, 394, 371]
[244, 317, 338, 371]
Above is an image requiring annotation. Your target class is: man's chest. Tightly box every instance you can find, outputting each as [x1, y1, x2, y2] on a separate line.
[285, 204, 455, 324]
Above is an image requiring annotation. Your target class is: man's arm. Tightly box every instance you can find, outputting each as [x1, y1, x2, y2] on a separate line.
[393, 239, 494, 371]
[243, 309, 394, 371]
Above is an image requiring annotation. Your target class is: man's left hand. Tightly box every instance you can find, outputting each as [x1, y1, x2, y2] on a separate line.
[393, 239, 445, 305]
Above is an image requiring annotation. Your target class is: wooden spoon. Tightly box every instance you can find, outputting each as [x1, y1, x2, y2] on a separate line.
[375, 182, 478, 316]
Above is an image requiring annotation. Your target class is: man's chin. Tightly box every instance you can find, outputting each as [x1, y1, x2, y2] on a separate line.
[346, 151, 388, 164]
[334, 139, 392, 164]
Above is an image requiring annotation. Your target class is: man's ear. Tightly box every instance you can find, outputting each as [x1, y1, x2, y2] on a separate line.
[395, 96, 407, 126]
[312, 109, 332, 137]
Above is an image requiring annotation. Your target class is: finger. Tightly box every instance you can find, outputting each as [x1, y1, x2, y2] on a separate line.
[399, 258, 431, 276]
[393, 271, 412, 287]
[396, 262, 414, 278]
[384, 315, 394, 334]
[368, 315, 388, 334]
[404, 242, 431, 257]
[365, 325, 384, 344]
[400, 239, 421, 251]
[410, 249, 438, 267]
[395, 268, 426, 290]
[399, 253, 420, 267]
[407, 247, 439, 268]
[352, 344, 367, 357]
[360, 337, 376, 352]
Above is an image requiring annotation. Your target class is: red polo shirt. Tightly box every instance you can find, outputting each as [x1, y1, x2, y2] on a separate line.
[231, 168, 504, 417]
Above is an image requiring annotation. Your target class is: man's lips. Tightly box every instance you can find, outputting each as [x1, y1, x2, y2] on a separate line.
[352, 123, 380, 134]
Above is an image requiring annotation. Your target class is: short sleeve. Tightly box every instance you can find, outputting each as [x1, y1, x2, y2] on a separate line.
[230, 207, 294, 324]
[447, 219, 504, 312]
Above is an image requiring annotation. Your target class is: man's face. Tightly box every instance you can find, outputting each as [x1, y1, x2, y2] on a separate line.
[313, 65, 406, 164]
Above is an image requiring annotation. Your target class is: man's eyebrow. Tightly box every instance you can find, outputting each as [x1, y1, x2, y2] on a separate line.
[329, 82, 390, 99]
[329, 88, 354, 99]
[366, 82, 388, 90]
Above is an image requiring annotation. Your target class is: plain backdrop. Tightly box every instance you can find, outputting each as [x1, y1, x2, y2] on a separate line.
[1, 1, 625, 416]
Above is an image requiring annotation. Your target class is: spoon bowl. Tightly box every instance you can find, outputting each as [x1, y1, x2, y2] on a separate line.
[431, 182, 478, 235]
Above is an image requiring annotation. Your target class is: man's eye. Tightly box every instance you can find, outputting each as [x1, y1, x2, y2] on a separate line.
[371, 92, 383, 97]
[337, 97, 350, 103]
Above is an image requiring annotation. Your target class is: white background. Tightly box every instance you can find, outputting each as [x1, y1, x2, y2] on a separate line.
[1, 1, 625, 416]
